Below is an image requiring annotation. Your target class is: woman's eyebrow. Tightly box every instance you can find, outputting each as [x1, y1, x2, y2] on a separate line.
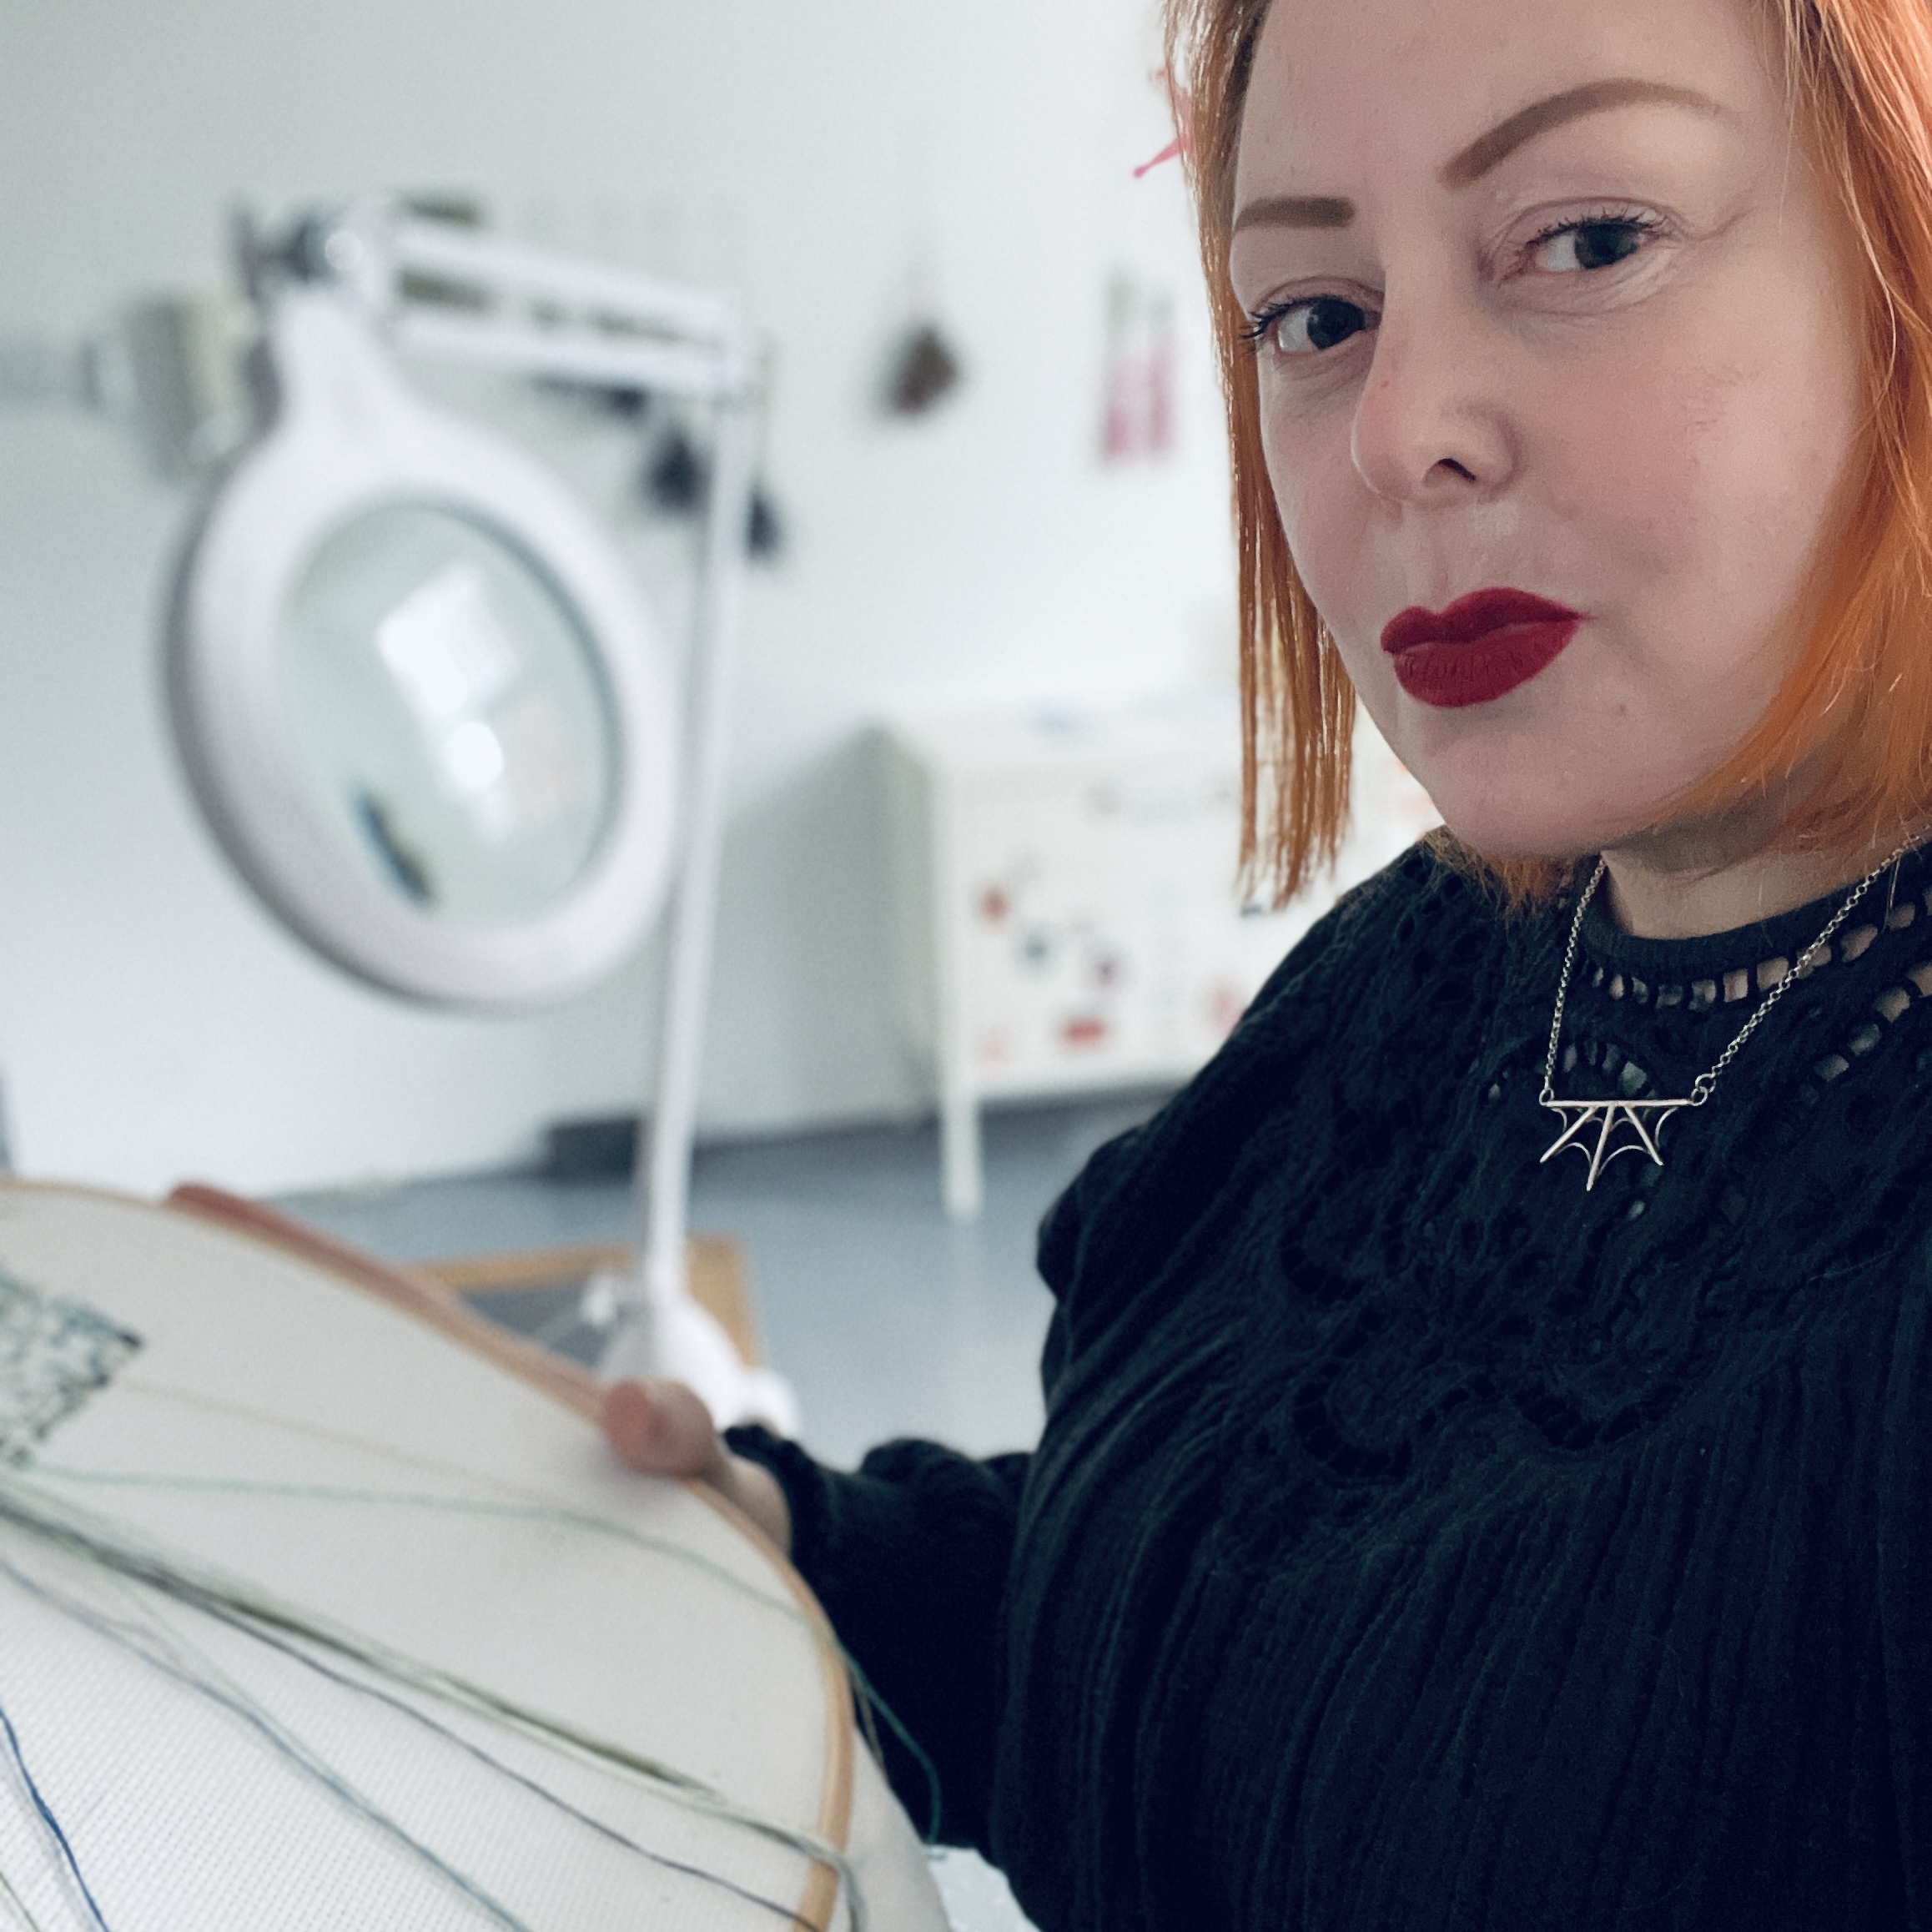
[1231, 195, 1356, 236]
[1230, 79, 1723, 237]
[1441, 78, 1728, 188]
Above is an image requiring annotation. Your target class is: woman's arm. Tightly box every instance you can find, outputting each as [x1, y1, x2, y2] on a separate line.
[603, 1377, 1028, 1854]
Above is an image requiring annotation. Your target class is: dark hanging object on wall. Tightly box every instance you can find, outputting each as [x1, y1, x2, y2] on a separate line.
[644, 424, 709, 514]
[746, 483, 785, 561]
[883, 321, 963, 418]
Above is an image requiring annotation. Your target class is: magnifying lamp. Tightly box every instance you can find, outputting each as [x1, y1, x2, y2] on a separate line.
[155, 203, 795, 1430]
[168, 285, 678, 1003]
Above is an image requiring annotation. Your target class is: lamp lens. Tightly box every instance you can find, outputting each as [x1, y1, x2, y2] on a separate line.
[279, 502, 621, 923]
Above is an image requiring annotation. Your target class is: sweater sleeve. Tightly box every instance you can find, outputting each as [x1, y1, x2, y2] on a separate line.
[723, 1418, 1032, 1854]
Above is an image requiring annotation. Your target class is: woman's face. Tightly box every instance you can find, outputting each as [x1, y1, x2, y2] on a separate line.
[1230, 0, 1869, 862]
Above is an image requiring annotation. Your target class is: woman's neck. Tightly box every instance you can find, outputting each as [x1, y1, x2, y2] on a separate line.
[1600, 819, 1899, 939]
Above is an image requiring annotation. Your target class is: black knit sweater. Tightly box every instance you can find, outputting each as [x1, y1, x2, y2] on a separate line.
[730, 841, 1932, 1931]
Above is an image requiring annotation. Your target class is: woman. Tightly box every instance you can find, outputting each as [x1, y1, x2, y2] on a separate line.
[609, 0, 1932, 1922]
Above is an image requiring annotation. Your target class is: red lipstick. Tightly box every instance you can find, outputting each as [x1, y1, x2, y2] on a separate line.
[1381, 588, 1584, 708]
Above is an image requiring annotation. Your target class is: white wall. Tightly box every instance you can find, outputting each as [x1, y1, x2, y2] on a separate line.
[0, 0, 1236, 1195]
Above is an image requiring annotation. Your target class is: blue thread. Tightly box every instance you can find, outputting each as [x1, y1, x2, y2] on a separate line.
[0, 1690, 113, 1932]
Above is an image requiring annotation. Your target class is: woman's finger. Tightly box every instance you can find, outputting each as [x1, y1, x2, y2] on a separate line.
[602, 1376, 793, 1552]
[602, 1376, 724, 1477]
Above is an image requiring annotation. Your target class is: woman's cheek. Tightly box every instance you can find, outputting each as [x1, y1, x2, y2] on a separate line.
[1573, 353, 1843, 681]
[1540, 353, 1724, 580]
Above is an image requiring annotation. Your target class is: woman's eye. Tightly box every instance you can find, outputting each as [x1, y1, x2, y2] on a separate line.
[1253, 295, 1373, 357]
[1529, 218, 1652, 275]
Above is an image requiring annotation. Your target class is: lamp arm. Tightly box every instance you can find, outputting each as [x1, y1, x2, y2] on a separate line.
[389, 309, 741, 403]
[319, 203, 758, 405]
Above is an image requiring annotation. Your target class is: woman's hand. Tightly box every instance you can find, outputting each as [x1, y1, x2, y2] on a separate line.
[601, 1377, 793, 1554]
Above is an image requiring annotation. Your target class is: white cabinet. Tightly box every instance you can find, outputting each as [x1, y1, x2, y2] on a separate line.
[878, 694, 1438, 1216]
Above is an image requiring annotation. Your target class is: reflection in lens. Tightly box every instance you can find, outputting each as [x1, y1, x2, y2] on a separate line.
[354, 791, 436, 904]
[279, 502, 620, 925]
[440, 717, 509, 797]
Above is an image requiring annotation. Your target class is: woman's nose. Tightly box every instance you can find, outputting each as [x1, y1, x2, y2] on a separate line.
[1348, 292, 1517, 506]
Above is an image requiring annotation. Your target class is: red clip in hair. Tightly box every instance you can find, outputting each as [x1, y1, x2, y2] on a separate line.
[1135, 68, 1194, 177]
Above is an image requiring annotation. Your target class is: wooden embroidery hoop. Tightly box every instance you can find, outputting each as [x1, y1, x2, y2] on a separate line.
[0, 1180, 943, 1932]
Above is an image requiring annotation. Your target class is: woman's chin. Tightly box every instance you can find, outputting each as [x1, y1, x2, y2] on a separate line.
[1381, 721, 1650, 866]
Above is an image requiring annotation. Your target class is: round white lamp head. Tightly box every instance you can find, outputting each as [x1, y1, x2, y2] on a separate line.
[167, 286, 681, 1006]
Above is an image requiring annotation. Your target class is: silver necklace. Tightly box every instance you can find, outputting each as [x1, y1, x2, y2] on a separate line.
[1540, 843, 1916, 1189]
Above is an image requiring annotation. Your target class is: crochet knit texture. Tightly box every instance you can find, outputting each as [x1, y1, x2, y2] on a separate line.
[730, 841, 1932, 1932]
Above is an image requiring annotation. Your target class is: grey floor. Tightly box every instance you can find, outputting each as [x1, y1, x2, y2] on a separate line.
[277, 1093, 1169, 1931]
[278, 1091, 1164, 1472]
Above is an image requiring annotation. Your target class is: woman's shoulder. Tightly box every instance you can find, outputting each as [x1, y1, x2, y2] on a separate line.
[1036, 838, 1501, 1310]
[1243, 833, 1495, 1027]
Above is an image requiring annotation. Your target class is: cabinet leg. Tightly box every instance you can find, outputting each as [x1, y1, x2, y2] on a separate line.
[941, 1087, 984, 1221]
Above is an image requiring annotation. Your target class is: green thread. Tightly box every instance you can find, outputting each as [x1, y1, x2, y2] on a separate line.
[0, 1861, 46, 1932]
[0, 1551, 538, 1932]
[2, 1547, 830, 1932]
[0, 1476, 863, 1929]
[31, 1462, 947, 1844]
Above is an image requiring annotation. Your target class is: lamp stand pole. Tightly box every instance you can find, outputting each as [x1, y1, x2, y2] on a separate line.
[600, 390, 797, 1430]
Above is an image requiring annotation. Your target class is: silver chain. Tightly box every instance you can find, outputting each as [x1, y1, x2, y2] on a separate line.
[1540, 840, 1920, 1111]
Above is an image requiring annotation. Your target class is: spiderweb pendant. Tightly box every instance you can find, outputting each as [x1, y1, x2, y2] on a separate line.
[1538, 1096, 1690, 1190]
[1537, 843, 1914, 1192]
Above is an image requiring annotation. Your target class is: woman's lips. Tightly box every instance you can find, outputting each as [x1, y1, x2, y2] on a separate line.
[1380, 588, 1585, 708]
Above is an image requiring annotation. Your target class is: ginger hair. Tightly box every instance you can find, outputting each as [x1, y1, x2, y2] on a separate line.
[1165, 0, 1932, 905]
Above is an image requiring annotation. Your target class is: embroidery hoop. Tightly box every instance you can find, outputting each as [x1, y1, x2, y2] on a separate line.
[0, 1180, 944, 1932]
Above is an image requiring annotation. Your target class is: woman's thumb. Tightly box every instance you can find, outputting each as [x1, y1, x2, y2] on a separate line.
[602, 1377, 722, 1476]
